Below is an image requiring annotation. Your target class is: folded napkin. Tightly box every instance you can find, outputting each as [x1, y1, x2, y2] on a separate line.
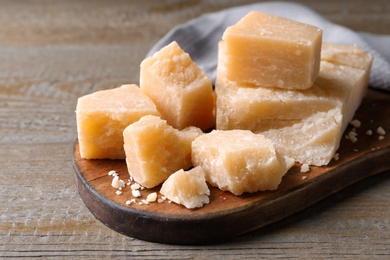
[147, 1, 390, 92]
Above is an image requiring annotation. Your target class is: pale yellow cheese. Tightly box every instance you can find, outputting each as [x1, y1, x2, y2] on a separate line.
[216, 43, 372, 166]
[76, 84, 160, 159]
[140, 41, 215, 131]
[222, 11, 322, 90]
[191, 130, 294, 196]
[160, 166, 210, 209]
[123, 115, 202, 188]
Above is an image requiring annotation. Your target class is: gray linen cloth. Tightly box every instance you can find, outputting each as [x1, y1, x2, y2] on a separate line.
[147, 1, 390, 92]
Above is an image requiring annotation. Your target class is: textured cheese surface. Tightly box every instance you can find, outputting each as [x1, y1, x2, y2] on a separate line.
[123, 115, 202, 188]
[222, 11, 322, 90]
[191, 130, 294, 196]
[76, 84, 160, 159]
[160, 166, 210, 209]
[216, 43, 372, 166]
[140, 41, 215, 131]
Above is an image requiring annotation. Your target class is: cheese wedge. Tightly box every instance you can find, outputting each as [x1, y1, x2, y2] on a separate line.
[192, 130, 294, 196]
[123, 115, 202, 188]
[222, 11, 322, 90]
[160, 166, 210, 209]
[140, 41, 215, 131]
[76, 84, 160, 159]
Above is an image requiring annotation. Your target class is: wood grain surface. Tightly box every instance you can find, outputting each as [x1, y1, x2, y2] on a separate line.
[1, 0, 389, 258]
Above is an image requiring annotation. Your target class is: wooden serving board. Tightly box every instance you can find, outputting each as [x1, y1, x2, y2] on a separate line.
[73, 89, 390, 245]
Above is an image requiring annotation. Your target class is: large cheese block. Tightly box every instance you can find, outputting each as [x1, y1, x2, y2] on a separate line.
[216, 43, 372, 166]
[191, 130, 294, 196]
[140, 41, 215, 131]
[160, 166, 210, 209]
[222, 11, 322, 90]
[76, 84, 160, 159]
[123, 115, 202, 188]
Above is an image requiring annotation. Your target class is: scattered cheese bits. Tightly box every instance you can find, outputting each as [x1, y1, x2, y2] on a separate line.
[116, 190, 122, 195]
[146, 192, 158, 203]
[108, 170, 117, 176]
[160, 167, 210, 209]
[350, 119, 361, 128]
[379, 136, 385, 141]
[300, 164, 310, 173]
[366, 130, 373, 136]
[111, 176, 126, 189]
[347, 131, 358, 143]
[377, 126, 386, 136]
[130, 183, 141, 190]
[333, 153, 340, 161]
[131, 190, 141, 198]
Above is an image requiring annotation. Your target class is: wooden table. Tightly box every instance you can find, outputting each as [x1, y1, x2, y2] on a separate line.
[1, 0, 389, 258]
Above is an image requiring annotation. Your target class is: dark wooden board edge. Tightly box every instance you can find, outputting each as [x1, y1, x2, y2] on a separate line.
[72, 89, 390, 245]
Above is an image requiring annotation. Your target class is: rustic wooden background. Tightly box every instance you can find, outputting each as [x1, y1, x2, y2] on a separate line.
[1, 0, 389, 258]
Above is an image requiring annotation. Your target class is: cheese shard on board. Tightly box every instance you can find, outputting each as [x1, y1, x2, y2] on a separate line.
[123, 115, 202, 189]
[160, 166, 210, 209]
[140, 41, 215, 131]
[76, 84, 160, 159]
[222, 11, 322, 90]
[191, 130, 294, 196]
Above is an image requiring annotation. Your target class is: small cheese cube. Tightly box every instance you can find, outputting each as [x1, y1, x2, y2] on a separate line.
[160, 166, 210, 209]
[123, 115, 202, 188]
[222, 11, 322, 90]
[76, 84, 160, 159]
[140, 41, 215, 131]
[192, 130, 294, 196]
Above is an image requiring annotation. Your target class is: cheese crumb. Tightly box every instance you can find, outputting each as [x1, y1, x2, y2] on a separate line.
[131, 189, 141, 198]
[111, 176, 126, 189]
[333, 153, 339, 161]
[301, 163, 310, 173]
[350, 119, 361, 128]
[141, 199, 149, 205]
[302, 175, 307, 180]
[347, 131, 358, 142]
[130, 183, 141, 190]
[377, 126, 386, 136]
[379, 136, 385, 140]
[108, 170, 117, 176]
[366, 130, 373, 136]
[125, 199, 136, 206]
[116, 190, 122, 195]
[157, 198, 164, 203]
[146, 192, 158, 202]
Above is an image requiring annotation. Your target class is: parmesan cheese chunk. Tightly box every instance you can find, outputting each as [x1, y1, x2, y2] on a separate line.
[76, 84, 160, 159]
[123, 115, 202, 188]
[160, 166, 210, 209]
[192, 130, 294, 196]
[216, 43, 372, 166]
[140, 41, 215, 131]
[222, 11, 322, 90]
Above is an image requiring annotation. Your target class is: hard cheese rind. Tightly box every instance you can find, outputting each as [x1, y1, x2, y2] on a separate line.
[123, 115, 202, 188]
[222, 11, 322, 90]
[192, 130, 294, 196]
[140, 41, 215, 131]
[76, 84, 160, 159]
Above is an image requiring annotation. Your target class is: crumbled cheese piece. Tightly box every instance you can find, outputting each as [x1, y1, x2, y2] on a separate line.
[366, 130, 373, 136]
[161, 196, 167, 201]
[350, 119, 361, 128]
[379, 136, 385, 140]
[116, 190, 122, 195]
[131, 189, 141, 198]
[130, 183, 141, 190]
[141, 199, 149, 205]
[108, 170, 117, 176]
[302, 176, 307, 180]
[157, 198, 164, 203]
[353, 149, 359, 152]
[300, 163, 310, 173]
[111, 176, 126, 189]
[377, 126, 386, 135]
[146, 192, 158, 202]
[347, 131, 358, 142]
[125, 199, 136, 206]
[333, 153, 339, 161]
